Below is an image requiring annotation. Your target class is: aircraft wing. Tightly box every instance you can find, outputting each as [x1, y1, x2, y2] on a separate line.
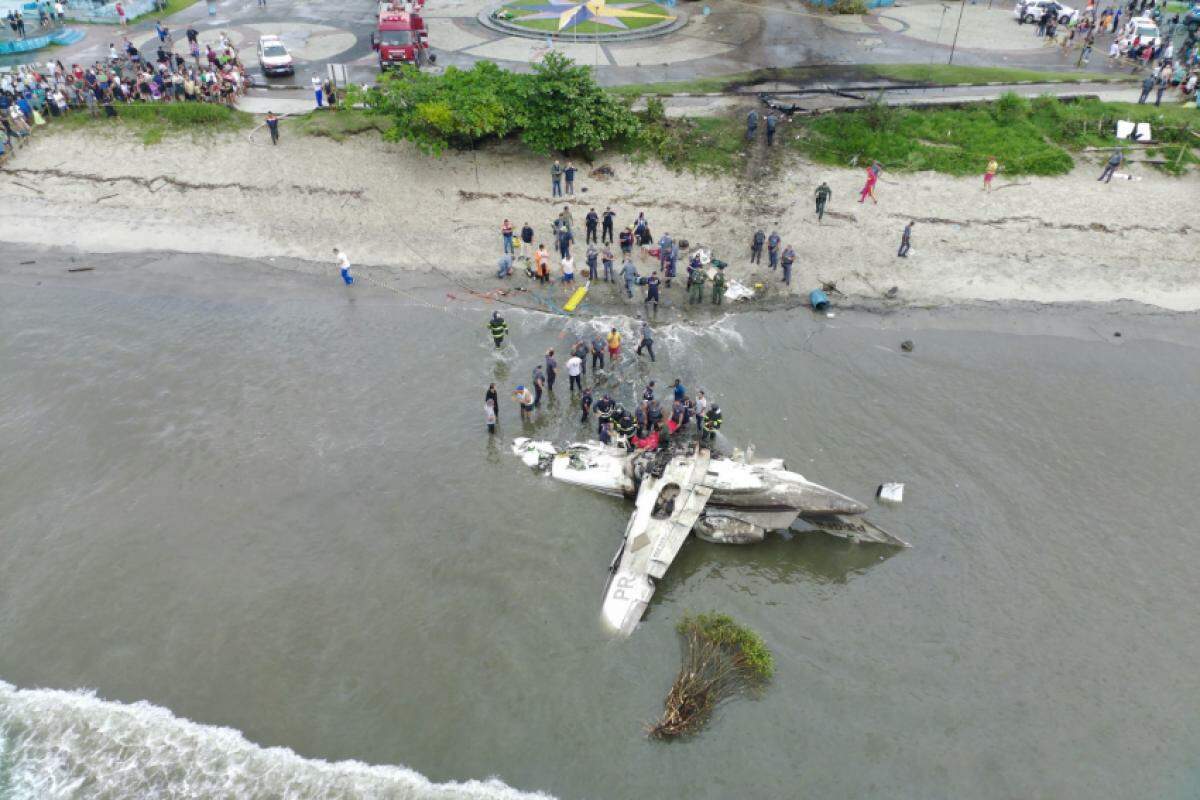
[601, 449, 713, 636]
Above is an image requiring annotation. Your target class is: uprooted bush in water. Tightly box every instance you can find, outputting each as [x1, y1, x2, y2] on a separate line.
[649, 612, 774, 739]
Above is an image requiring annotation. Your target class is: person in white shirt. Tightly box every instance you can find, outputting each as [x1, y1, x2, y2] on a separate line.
[560, 255, 574, 284]
[566, 354, 583, 392]
[333, 248, 353, 285]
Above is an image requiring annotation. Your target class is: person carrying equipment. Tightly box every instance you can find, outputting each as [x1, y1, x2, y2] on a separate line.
[488, 311, 509, 349]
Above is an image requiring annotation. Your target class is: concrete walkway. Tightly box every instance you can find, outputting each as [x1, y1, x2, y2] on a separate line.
[236, 94, 318, 115]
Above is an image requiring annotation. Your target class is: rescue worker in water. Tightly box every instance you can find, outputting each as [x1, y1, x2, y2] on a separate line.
[701, 404, 723, 444]
[488, 311, 508, 349]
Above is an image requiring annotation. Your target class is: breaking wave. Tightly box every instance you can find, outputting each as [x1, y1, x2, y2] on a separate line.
[0, 680, 554, 800]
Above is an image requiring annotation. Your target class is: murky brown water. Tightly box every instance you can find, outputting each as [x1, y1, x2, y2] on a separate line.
[2, 248, 1198, 799]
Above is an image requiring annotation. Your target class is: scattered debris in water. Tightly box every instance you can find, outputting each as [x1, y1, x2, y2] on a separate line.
[67, 267, 94, 273]
[877, 483, 905, 504]
[901, 340, 914, 352]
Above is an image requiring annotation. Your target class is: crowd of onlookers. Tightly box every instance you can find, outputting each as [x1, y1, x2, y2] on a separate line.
[1017, 0, 1199, 106]
[0, 29, 249, 164]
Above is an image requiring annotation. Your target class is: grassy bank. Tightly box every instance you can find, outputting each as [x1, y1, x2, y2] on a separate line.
[610, 64, 1133, 98]
[863, 64, 1133, 86]
[789, 96, 1199, 176]
[289, 108, 391, 142]
[52, 103, 252, 145]
[128, 0, 200, 24]
[291, 96, 1196, 178]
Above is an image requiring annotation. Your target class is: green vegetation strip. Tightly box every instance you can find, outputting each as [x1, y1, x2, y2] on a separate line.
[51, 102, 251, 145]
[289, 109, 391, 141]
[128, 0, 201, 24]
[788, 95, 1199, 177]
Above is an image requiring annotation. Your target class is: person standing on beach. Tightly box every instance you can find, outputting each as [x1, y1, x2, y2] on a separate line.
[601, 206, 616, 244]
[585, 208, 599, 244]
[601, 246, 614, 283]
[1097, 147, 1124, 182]
[859, 163, 880, 204]
[815, 181, 832, 221]
[312, 74, 323, 108]
[897, 222, 913, 258]
[643, 272, 661, 315]
[780, 244, 795, 285]
[333, 248, 353, 285]
[265, 111, 279, 145]
[551, 160, 563, 197]
[765, 113, 777, 146]
[767, 231, 781, 270]
[712, 270, 725, 305]
[564, 162, 577, 195]
[519, 222, 534, 257]
[689, 266, 706, 304]
[746, 109, 758, 142]
[621, 258, 638, 298]
[750, 229, 765, 264]
[983, 156, 999, 191]
[500, 219, 514, 254]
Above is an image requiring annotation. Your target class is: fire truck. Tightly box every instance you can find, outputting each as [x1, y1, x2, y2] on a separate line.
[372, 2, 431, 70]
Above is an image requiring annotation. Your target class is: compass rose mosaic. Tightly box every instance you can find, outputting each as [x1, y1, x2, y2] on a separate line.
[500, 0, 675, 34]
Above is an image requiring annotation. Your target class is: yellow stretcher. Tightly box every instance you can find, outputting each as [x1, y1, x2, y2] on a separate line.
[563, 280, 590, 313]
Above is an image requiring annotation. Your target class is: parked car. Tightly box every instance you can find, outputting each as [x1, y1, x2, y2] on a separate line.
[257, 35, 294, 76]
[1014, 0, 1075, 25]
[1122, 16, 1162, 47]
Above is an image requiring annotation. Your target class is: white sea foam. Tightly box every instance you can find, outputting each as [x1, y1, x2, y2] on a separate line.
[0, 680, 554, 800]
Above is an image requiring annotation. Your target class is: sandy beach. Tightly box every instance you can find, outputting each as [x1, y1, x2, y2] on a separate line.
[3, 128, 1197, 310]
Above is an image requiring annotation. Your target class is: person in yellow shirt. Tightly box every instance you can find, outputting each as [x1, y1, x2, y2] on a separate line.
[983, 156, 1000, 191]
[606, 327, 621, 361]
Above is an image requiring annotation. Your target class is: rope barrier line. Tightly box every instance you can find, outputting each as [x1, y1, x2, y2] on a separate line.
[355, 267, 477, 322]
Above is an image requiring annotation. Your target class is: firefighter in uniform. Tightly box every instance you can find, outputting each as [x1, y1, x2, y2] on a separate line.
[701, 404, 723, 444]
[488, 311, 509, 349]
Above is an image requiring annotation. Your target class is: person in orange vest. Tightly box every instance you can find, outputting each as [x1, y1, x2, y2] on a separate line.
[534, 244, 550, 284]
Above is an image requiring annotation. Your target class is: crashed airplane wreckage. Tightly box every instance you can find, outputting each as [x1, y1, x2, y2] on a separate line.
[513, 438, 908, 636]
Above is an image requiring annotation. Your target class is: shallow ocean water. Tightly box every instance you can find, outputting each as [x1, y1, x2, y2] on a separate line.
[1, 250, 1198, 799]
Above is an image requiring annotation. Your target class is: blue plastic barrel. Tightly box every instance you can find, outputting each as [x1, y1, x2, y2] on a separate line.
[810, 289, 829, 310]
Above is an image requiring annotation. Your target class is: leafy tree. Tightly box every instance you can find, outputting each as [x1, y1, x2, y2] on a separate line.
[513, 52, 639, 156]
[352, 62, 519, 154]
[350, 54, 638, 157]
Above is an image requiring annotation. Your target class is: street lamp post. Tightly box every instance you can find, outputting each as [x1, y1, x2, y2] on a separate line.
[947, 0, 968, 64]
